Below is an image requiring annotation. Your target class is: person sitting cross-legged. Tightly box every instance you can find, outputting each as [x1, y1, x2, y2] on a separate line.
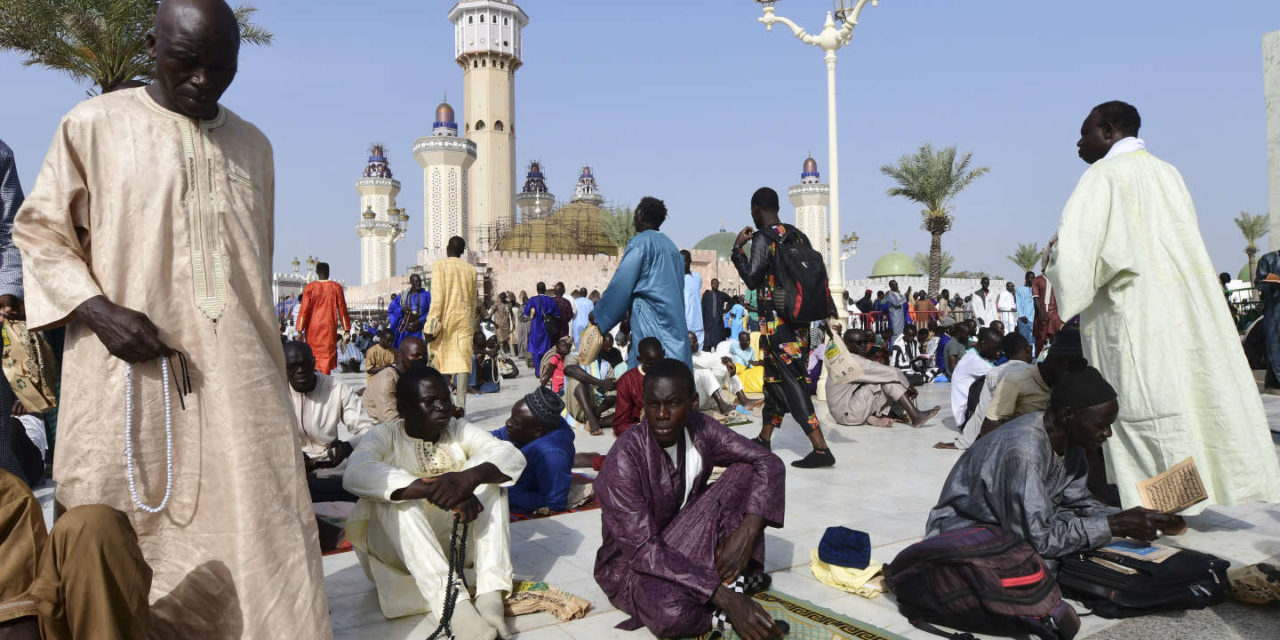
[284, 341, 373, 502]
[491, 387, 576, 516]
[824, 328, 939, 428]
[563, 336, 620, 436]
[612, 337, 665, 436]
[594, 358, 787, 640]
[364, 336, 427, 424]
[343, 365, 525, 639]
[364, 328, 398, 382]
[926, 367, 1184, 565]
[538, 336, 574, 393]
[689, 331, 763, 418]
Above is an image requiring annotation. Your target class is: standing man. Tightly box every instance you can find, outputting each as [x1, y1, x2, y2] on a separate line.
[1046, 100, 1280, 511]
[389, 273, 430, 347]
[295, 261, 351, 374]
[12, 0, 331, 636]
[996, 281, 1018, 332]
[425, 236, 478, 409]
[491, 291, 515, 355]
[733, 187, 835, 468]
[1032, 254, 1064, 354]
[1256, 251, 1280, 392]
[971, 277, 998, 327]
[522, 282, 559, 376]
[702, 278, 733, 352]
[571, 288, 594, 348]
[884, 280, 909, 337]
[0, 139, 39, 488]
[1015, 271, 1036, 348]
[681, 250, 705, 348]
[592, 197, 691, 368]
[552, 282, 574, 344]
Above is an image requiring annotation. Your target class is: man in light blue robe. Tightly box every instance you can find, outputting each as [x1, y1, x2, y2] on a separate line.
[681, 250, 704, 348]
[1015, 271, 1036, 350]
[571, 289, 594, 348]
[592, 198, 691, 369]
[884, 280, 908, 337]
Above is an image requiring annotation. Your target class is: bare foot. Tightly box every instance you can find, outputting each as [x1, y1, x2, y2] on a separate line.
[588, 428, 603, 436]
[744, 398, 765, 410]
[867, 416, 894, 428]
[911, 406, 941, 428]
[933, 442, 959, 450]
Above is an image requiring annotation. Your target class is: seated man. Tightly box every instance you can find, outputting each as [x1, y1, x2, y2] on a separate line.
[0, 469, 151, 639]
[364, 328, 397, 382]
[942, 324, 970, 378]
[613, 337, 663, 436]
[564, 338, 619, 436]
[338, 332, 364, 373]
[343, 365, 525, 639]
[825, 329, 940, 428]
[469, 332, 502, 395]
[594, 359, 786, 639]
[949, 328, 1001, 426]
[936, 332, 1036, 450]
[926, 367, 1183, 563]
[284, 342, 372, 476]
[975, 328, 1086, 442]
[725, 331, 757, 369]
[689, 332, 763, 417]
[363, 337, 427, 424]
[538, 336, 573, 393]
[491, 387, 575, 515]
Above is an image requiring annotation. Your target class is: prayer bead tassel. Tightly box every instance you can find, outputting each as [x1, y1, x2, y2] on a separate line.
[124, 359, 175, 514]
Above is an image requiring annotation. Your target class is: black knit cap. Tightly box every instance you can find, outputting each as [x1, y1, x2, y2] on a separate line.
[525, 386, 564, 427]
[1049, 325, 1084, 358]
[1049, 366, 1117, 410]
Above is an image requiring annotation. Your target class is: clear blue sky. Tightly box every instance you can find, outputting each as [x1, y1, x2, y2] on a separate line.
[2, 0, 1276, 284]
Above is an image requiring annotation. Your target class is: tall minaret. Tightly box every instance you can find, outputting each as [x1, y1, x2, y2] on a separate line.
[414, 97, 477, 255]
[515, 160, 554, 220]
[449, 0, 528, 250]
[570, 166, 604, 206]
[355, 144, 408, 285]
[789, 156, 830, 264]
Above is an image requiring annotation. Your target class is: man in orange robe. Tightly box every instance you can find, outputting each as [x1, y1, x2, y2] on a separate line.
[296, 262, 351, 374]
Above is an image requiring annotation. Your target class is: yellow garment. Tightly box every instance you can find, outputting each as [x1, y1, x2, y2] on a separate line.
[425, 256, 478, 375]
[808, 550, 883, 598]
[737, 363, 764, 394]
[1047, 147, 1280, 513]
[12, 88, 330, 638]
[364, 343, 395, 382]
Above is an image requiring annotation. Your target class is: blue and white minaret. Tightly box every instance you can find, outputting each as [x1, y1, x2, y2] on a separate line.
[414, 98, 477, 255]
[789, 156, 830, 264]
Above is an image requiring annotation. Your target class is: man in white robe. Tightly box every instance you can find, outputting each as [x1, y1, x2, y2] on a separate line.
[996, 281, 1018, 329]
[284, 341, 372, 464]
[1046, 100, 1280, 512]
[11, 1, 330, 636]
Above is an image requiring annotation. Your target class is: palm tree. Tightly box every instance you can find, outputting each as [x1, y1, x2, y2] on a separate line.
[1234, 211, 1269, 284]
[0, 0, 272, 94]
[601, 206, 636, 250]
[913, 251, 954, 277]
[1007, 242, 1042, 273]
[881, 144, 990, 296]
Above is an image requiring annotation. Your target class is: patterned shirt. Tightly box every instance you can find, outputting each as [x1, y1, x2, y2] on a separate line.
[0, 140, 25, 298]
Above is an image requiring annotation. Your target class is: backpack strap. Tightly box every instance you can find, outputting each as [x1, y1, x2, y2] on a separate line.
[910, 619, 979, 640]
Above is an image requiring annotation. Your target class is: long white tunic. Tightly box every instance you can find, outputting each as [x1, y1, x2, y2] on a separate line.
[343, 419, 526, 619]
[1046, 142, 1280, 513]
[289, 373, 372, 460]
[13, 88, 330, 638]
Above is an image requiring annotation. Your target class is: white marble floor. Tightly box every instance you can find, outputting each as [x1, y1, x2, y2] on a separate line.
[321, 370, 1280, 640]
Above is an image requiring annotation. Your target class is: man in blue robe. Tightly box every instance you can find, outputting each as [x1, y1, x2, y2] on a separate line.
[387, 273, 430, 347]
[1015, 271, 1036, 349]
[681, 250, 704, 349]
[592, 197, 692, 369]
[491, 387, 575, 515]
[523, 282, 560, 376]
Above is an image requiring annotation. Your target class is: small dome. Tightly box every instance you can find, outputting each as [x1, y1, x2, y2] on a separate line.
[435, 102, 455, 123]
[803, 156, 818, 173]
[362, 206, 376, 220]
[694, 231, 741, 261]
[870, 251, 921, 278]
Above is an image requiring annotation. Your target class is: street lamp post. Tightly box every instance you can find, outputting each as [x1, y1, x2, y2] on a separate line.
[752, 0, 880, 318]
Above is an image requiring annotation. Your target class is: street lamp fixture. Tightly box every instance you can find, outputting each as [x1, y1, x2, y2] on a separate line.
[751, 0, 880, 319]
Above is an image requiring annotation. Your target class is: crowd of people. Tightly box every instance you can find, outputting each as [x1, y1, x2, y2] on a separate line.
[0, 2, 1278, 639]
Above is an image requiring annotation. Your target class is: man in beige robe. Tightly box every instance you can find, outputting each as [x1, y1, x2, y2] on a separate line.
[11, 1, 331, 636]
[425, 236, 478, 409]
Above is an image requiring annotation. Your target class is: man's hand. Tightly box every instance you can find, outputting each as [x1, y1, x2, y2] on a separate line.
[711, 586, 781, 640]
[74, 295, 173, 363]
[601, 378, 618, 392]
[419, 469, 482, 511]
[452, 495, 484, 524]
[423, 333, 436, 343]
[327, 440, 353, 467]
[1019, 316, 1029, 324]
[715, 514, 763, 585]
[0, 294, 25, 322]
[1107, 507, 1185, 541]
[734, 226, 755, 250]
[587, 312, 596, 326]
[11, 400, 27, 417]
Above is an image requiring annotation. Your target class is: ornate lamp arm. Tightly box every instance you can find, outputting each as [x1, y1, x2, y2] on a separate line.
[759, 6, 816, 45]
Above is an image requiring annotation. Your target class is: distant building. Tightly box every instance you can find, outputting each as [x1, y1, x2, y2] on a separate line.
[789, 156, 830, 264]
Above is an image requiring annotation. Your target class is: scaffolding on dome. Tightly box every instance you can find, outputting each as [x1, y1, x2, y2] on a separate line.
[484, 199, 620, 257]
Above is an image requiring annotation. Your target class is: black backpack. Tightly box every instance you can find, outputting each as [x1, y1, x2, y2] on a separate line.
[1057, 546, 1230, 618]
[759, 225, 833, 324]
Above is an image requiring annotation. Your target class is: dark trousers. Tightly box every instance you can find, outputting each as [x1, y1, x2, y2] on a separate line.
[761, 321, 819, 435]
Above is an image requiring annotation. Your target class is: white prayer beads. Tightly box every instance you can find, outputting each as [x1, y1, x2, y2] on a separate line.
[124, 359, 174, 514]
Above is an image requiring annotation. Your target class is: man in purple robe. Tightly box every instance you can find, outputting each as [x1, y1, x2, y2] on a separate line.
[593, 359, 787, 640]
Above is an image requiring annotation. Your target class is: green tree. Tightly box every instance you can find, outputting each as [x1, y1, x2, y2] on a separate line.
[1007, 242, 1042, 273]
[880, 143, 990, 296]
[0, 0, 272, 94]
[913, 251, 954, 277]
[601, 206, 636, 250]
[1234, 211, 1269, 284]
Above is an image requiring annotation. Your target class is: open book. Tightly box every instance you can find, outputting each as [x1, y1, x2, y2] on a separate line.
[1136, 457, 1208, 514]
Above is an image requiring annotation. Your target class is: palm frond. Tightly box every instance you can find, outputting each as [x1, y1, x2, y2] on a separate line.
[1007, 242, 1041, 272]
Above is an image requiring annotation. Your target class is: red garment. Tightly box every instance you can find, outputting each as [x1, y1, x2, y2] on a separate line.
[612, 367, 645, 436]
[1030, 274, 1064, 353]
[295, 280, 351, 374]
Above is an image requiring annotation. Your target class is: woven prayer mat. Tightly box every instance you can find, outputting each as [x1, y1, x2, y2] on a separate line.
[692, 590, 907, 640]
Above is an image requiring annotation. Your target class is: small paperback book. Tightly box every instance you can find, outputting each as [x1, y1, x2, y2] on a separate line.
[1136, 456, 1208, 514]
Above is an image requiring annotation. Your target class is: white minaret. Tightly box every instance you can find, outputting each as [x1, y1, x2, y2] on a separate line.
[355, 144, 408, 285]
[449, 0, 527, 250]
[570, 165, 604, 207]
[515, 160, 554, 220]
[789, 156, 830, 264]
[414, 98, 477, 254]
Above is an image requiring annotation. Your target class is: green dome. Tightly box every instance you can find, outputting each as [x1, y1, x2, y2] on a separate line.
[694, 231, 738, 260]
[1240, 262, 1252, 281]
[870, 251, 921, 278]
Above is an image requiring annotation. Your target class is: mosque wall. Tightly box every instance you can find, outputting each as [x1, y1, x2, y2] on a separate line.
[1266, 31, 1280, 249]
